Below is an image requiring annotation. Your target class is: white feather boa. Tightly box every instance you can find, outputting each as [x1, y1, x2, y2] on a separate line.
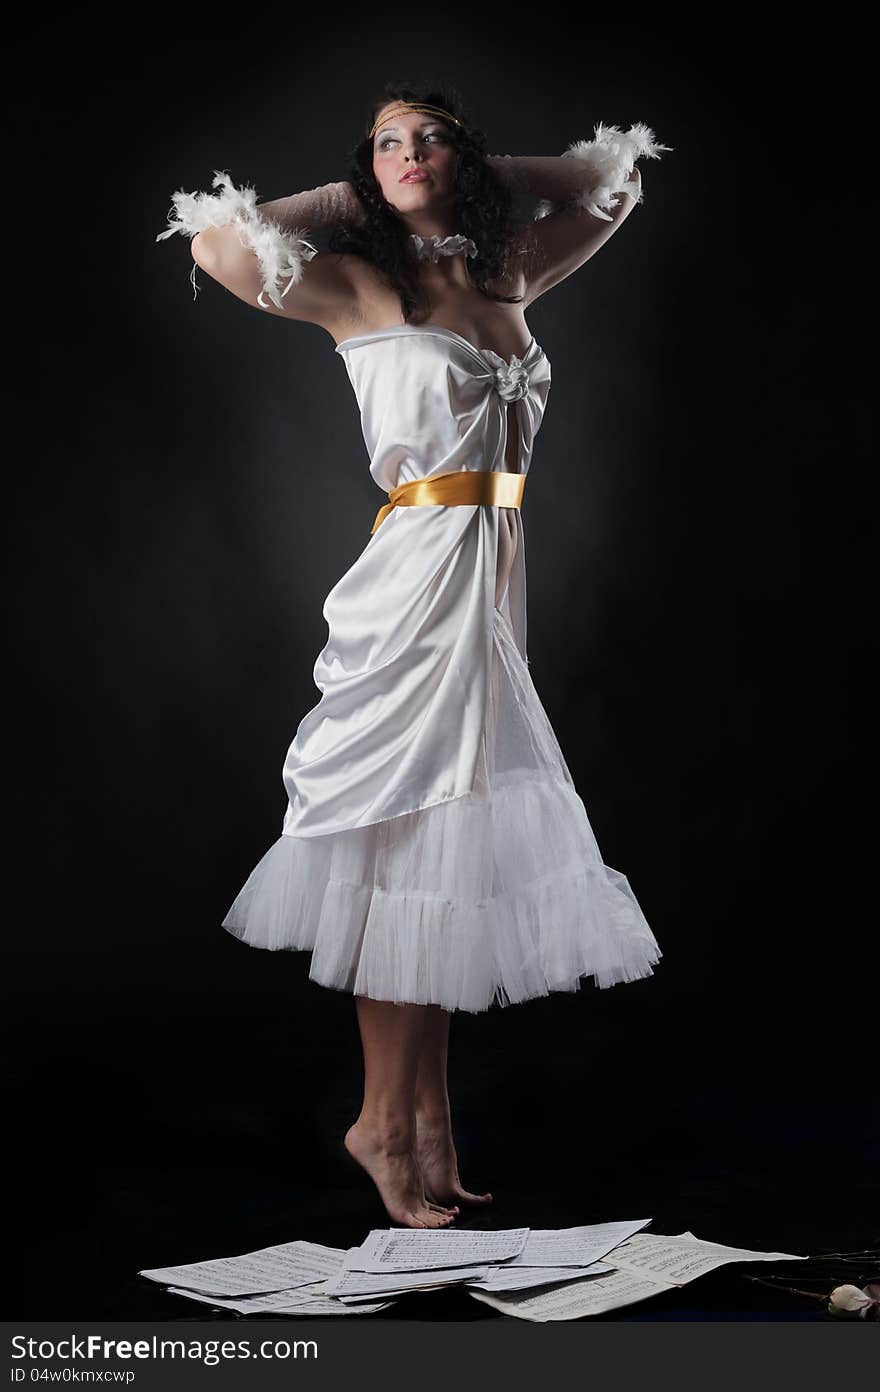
[156, 170, 319, 309]
[533, 122, 672, 222]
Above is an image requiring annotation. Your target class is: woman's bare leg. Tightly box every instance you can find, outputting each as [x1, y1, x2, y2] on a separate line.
[400, 511, 507, 1207]
[344, 996, 459, 1228]
[414, 1005, 494, 1208]
[345, 506, 508, 1220]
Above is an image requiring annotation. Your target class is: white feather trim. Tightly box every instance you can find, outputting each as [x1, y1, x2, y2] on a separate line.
[155, 170, 319, 309]
[533, 122, 673, 223]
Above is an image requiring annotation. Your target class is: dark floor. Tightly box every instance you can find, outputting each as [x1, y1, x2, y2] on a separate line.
[11, 1161, 876, 1322]
[7, 972, 877, 1321]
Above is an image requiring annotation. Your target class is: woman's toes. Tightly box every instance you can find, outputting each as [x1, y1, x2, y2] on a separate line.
[426, 1184, 492, 1207]
[422, 1206, 454, 1227]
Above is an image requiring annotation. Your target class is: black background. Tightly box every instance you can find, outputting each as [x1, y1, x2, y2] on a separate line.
[6, 23, 875, 1323]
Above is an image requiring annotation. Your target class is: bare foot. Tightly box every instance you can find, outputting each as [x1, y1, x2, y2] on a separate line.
[344, 1121, 460, 1228]
[415, 1114, 493, 1209]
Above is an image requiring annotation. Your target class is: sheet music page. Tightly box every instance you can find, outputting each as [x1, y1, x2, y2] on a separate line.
[470, 1265, 677, 1321]
[350, 1227, 529, 1273]
[166, 1283, 394, 1316]
[468, 1230, 808, 1320]
[467, 1261, 614, 1292]
[139, 1239, 346, 1296]
[507, 1219, 653, 1267]
[325, 1257, 492, 1298]
[607, 1230, 809, 1282]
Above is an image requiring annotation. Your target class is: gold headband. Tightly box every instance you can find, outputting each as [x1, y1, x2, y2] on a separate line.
[369, 103, 462, 141]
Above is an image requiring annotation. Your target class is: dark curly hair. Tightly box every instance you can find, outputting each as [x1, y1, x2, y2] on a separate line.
[328, 79, 532, 323]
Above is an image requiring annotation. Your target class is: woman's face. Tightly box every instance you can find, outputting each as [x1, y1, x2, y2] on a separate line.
[371, 104, 458, 214]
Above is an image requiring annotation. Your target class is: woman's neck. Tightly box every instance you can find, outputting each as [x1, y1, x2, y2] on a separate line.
[418, 258, 471, 288]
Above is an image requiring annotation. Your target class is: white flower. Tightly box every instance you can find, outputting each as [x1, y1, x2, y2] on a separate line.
[482, 351, 531, 402]
[828, 1283, 880, 1319]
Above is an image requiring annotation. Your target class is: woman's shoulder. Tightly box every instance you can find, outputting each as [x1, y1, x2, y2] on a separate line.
[320, 227, 532, 345]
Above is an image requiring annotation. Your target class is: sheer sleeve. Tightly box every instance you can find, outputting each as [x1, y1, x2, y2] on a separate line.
[487, 122, 672, 223]
[155, 170, 365, 309]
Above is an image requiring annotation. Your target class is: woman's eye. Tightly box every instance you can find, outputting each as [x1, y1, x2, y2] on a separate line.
[378, 132, 445, 151]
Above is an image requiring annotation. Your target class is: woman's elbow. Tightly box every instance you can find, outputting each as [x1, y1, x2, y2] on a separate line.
[190, 230, 218, 269]
[190, 231, 205, 264]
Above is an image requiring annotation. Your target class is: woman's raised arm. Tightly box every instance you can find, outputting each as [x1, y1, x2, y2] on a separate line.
[486, 122, 672, 303]
[155, 170, 367, 326]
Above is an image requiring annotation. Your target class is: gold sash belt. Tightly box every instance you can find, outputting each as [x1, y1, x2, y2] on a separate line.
[371, 469, 526, 535]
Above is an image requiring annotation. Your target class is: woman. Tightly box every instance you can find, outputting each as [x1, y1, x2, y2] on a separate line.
[157, 83, 670, 1229]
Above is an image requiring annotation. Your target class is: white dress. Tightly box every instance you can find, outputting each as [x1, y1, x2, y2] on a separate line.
[221, 322, 663, 1011]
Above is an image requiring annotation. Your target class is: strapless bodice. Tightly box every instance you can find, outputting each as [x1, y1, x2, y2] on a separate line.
[335, 324, 552, 492]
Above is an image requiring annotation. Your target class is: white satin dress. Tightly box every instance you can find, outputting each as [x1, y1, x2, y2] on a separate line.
[221, 323, 663, 1011]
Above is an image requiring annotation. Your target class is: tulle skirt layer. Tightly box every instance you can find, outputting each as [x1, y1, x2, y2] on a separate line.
[221, 605, 662, 1013]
